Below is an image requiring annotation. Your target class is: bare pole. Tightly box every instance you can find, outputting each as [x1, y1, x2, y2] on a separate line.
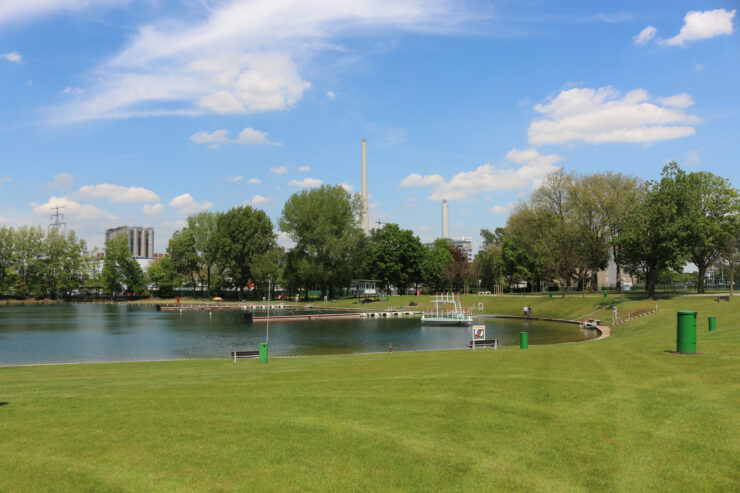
[266, 276, 271, 345]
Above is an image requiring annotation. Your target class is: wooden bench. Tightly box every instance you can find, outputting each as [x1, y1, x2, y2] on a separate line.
[715, 295, 730, 302]
[230, 350, 259, 359]
[468, 339, 498, 349]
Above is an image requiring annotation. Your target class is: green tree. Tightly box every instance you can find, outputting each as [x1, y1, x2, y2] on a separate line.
[213, 205, 276, 300]
[250, 248, 284, 298]
[12, 226, 44, 297]
[39, 228, 88, 298]
[279, 185, 364, 299]
[363, 224, 424, 294]
[147, 256, 180, 298]
[167, 228, 198, 290]
[473, 242, 503, 291]
[101, 235, 146, 295]
[186, 211, 221, 295]
[619, 163, 691, 299]
[720, 216, 740, 296]
[683, 170, 739, 293]
[420, 238, 453, 291]
[0, 227, 14, 294]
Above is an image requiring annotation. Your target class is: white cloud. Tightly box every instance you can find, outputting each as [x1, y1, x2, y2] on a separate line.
[490, 201, 518, 215]
[684, 150, 701, 166]
[31, 196, 116, 220]
[289, 177, 322, 188]
[277, 231, 295, 249]
[77, 183, 159, 203]
[663, 9, 736, 47]
[169, 193, 214, 214]
[248, 177, 262, 184]
[417, 225, 431, 232]
[634, 26, 657, 45]
[62, 86, 83, 95]
[50, 0, 465, 121]
[298, 166, 311, 172]
[227, 175, 244, 182]
[0, 1, 126, 27]
[340, 182, 354, 192]
[326, 90, 336, 100]
[528, 86, 700, 146]
[246, 194, 270, 206]
[0, 51, 21, 63]
[190, 127, 279, 148]
[427, 148, 561, 201]
[0, 216, 6, 223]
[0, 176, 12, 186]
[143, 203, 164, 214]
[400, 173, 445, 187]
[656, 93, 694, 108]
[41, 172, 74, 190]
[270, 166, 287, 175]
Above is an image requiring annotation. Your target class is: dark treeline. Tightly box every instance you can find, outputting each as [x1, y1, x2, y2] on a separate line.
[2, 164, 738, 301]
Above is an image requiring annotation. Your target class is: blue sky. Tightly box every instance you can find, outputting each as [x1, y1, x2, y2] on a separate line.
[0, 1, 738, 253]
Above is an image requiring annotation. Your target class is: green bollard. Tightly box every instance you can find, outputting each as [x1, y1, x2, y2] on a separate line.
[708, 316, 716, 332]
[549, 291, 552, 298]
[520, 332, 528, 349]
[676, 311, 697, 354]
[259, 342, 269, 363]
[603, 289, 607, 298]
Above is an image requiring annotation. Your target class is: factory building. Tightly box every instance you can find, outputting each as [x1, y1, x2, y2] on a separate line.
[105, 226, 154, 259]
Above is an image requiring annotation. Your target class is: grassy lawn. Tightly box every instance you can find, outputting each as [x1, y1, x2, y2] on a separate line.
[1, 296, 738, 491]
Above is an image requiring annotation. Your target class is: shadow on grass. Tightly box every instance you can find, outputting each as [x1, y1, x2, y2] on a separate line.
[0, 402, 8, 406]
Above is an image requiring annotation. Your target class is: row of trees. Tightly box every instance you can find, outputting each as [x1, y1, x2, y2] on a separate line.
[160, 186, 464, 299]
[471, 164, 740, 299]
[0, 226, 91, 298]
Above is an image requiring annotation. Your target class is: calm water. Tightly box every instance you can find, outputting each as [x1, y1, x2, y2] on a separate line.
[0, 305, 598, 365]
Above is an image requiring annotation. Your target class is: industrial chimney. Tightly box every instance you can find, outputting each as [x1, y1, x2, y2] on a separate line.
[442, 200, 449, 238]
[361, 139, 370, 235]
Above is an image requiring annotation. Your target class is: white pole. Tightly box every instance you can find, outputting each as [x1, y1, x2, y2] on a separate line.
[266, 277, 271, 345]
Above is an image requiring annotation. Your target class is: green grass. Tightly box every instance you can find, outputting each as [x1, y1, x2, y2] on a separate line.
[1, 296, 739, 491]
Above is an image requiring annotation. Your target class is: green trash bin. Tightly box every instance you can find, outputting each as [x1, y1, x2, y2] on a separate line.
[548, 291, 552, 298]
[603, 289, 607, 298]
[676, 311, 697, 354]
[520, 332, 528, 350]
[259, 342, 269, 363]
[708, 316, 716, 332]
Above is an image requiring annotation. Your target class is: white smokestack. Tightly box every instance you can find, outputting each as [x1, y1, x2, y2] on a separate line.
[361, 138, 370, 234]
[442, 199, 449, 238]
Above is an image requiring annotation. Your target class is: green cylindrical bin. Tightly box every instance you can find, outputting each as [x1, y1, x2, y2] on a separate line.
[259, 342, 269, 363]
[676, 311, 697, 354]
[708, 316, 716, 332]
[603, 289, 607, 298]
[549, 291, 553, 298]
[520, 332, 528, 349]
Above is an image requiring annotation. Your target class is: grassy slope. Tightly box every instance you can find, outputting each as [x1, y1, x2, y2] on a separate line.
[1, 296, 738, 491]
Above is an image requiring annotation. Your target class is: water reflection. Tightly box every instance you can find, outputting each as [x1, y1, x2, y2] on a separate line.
[0, 305, 598, 365]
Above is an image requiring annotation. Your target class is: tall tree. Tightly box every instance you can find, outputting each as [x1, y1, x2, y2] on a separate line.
[683, 171, 739, 293]
[420, 238, 454, 291]
[0, 227, 14, 294]
[363, 223, 424, 294]
[279, 185, 364, 299]
[167, 228, 198, 290]
[213, 205, 276, 300]
[619, 163, 691, 299]
[719, 215, 740, 296]
[186, 211, 221, 295]
[147, 257, 180, 298]
[101, 235, 146, 295]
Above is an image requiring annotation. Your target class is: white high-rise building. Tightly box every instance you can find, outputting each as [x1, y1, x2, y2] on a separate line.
[441, 200, 449, 238]
[452, 237, 473, 263]
[105, 226, 154, 258]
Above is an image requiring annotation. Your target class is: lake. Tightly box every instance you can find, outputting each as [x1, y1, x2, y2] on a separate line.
[0, 304, 599, 365]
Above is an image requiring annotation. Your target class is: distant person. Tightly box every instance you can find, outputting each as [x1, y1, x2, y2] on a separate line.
[523, 305, 528, 317]
[528, 305, 533, 317]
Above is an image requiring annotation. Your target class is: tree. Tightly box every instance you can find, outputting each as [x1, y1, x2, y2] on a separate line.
[719, 216, 740, 296]
[12, 226, 44, 297]
[442, 245, 472, 292]
[420, 238, 453, 291]
[186, 211, 221, 295]
[683, 171, 739, 293]
[101, 235, 146, 295]
[250, 248, 284, 298]
[619, 163, 691, 299]
[147, 257, 179, 298]
[279, 185, 365, 299]
[473, 242, 503, 291]
[39, 228, 88, 298]
[0, 227, 14, 294]
[167, 228, 198, 290]
[363, 224, 424, 294]
[213, 205, 276, 300]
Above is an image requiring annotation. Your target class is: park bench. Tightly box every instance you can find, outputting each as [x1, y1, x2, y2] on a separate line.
[468, 339, 498, 349]
[715, 295, 730, 302]
[230, 350, 259, 359]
